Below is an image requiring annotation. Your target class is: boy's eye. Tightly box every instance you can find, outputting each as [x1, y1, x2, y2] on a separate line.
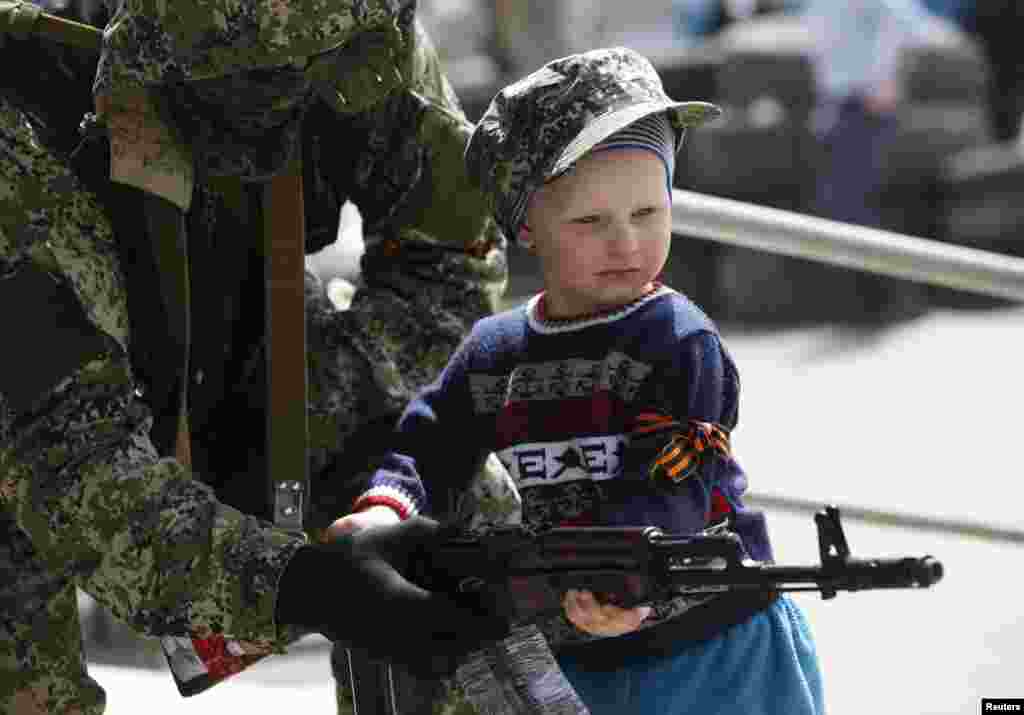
[570, 215, 601, 225]
[633, 206, 658, 218]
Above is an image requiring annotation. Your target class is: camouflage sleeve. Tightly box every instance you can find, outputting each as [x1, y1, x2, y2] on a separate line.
[297, 14, 509, 462]
[305, 9, 507, 306]
[0, 98, 305, 647]
[357, 15, 503, 258]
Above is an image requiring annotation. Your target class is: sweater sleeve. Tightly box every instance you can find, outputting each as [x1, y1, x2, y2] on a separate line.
[353, 330, 491, 520]
[607, 329, 770, 559]
[671, 331, 772, 562]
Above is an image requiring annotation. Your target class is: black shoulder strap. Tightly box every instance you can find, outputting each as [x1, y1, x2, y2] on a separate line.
[107, 183, 192, 463]
[141, 190, 193, 466]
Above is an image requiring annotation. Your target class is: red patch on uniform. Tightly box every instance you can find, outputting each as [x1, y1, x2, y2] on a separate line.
[190, 634, 260, 681]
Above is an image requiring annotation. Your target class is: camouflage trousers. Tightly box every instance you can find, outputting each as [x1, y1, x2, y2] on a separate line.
[333, 621, 593, 715]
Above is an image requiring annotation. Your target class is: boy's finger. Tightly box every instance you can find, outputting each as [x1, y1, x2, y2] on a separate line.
[563, 590, 586, 620]
[561, 588, 583, 610]
[621, 606, 652, 628]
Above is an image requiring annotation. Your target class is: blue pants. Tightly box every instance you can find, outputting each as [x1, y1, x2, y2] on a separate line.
[556, 596, 824, 715]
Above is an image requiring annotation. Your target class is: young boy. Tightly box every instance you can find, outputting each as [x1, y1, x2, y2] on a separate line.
[342, 47, 825, 714]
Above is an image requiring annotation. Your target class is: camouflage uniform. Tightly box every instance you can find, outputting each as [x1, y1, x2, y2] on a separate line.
[0, 92, 308, 714]
[0, 0, 510, 712]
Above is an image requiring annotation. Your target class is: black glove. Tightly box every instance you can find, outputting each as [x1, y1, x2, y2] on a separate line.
[276, 516, 510, 679]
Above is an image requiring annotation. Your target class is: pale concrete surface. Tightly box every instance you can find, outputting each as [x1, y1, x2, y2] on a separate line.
[723, 304, 1024, 714]
[91, 639, 336, 715]
[774, 509, 1023, 715]
[724, 305, 1024, 535]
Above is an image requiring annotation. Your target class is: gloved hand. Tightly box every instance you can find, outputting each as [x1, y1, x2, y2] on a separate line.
[276, 516, 509, 679]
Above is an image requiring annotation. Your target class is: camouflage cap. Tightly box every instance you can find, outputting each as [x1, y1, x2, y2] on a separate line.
[465, 47, 721, 242]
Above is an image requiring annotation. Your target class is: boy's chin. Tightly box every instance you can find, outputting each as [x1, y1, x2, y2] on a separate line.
[572, 282, 654, 314]
[599, 278, 654, 301]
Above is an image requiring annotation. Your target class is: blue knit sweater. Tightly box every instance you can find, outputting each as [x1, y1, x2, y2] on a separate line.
[356, 284, 772, 563]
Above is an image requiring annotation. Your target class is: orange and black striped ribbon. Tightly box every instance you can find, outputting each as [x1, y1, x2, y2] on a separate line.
[634, 412, 732, 486]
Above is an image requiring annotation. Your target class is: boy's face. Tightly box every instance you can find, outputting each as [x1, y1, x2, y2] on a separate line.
[524, 148, 672, 319]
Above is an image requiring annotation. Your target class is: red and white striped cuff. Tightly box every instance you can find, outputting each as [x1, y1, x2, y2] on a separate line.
[351, 485, 419, 521]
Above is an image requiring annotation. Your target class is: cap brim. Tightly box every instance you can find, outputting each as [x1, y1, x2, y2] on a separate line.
[551, 100, 722, 178]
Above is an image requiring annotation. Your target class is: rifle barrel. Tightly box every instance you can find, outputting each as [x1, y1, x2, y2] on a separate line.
[666, 556, 943, 593]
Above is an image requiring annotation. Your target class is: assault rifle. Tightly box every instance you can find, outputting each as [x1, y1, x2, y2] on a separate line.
[413, 506, 944, 622]
[348, 506, 943, 714]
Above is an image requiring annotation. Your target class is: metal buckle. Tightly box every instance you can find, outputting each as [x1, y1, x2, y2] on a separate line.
[274, 480, 305, 531]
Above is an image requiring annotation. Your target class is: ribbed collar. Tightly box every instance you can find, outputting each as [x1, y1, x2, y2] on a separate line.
[525, 283, 673, 334]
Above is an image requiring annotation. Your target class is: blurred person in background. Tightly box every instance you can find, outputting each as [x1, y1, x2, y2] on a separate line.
[919, 0, 975, 28]
[673, 0, 808, 44]
[800, 0, 937, 324]
[801, 0, 934, 229]
[673, 0, 729, 45]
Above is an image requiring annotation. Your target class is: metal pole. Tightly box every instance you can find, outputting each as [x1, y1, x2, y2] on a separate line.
[746, 493, 1024, 546]
[671, 188, 1024, 302]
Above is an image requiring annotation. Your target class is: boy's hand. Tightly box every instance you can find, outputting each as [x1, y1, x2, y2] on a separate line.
[326, 505, 402, 539]
[562, 589, 652, 637]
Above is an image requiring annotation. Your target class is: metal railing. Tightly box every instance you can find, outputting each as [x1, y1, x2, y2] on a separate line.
[671, 188, 1024, 303]
[671, 189, 1024, 544]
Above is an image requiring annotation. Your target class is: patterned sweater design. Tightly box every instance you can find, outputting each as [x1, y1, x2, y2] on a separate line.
[357, 284, 772, 564]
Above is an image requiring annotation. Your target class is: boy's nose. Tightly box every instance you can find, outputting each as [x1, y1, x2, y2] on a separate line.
[606, 223, 640, 256]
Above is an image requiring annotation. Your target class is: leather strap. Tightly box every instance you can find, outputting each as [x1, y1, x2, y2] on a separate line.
[262, 160, 309, 531]
[175, 411, 192, 467]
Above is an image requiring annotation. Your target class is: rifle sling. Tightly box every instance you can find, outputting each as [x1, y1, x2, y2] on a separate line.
[262, 161, 309, 531]
[553, 589, 779, 670]
[5, 0, 312, 524]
